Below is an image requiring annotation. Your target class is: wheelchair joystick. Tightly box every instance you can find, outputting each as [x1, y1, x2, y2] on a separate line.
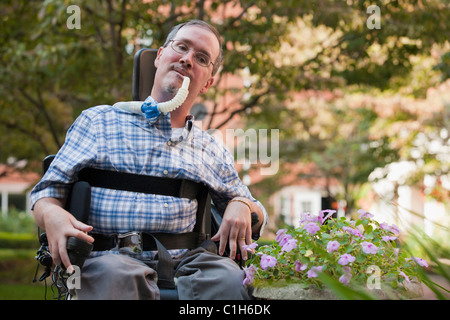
[66, 236, 93, 270]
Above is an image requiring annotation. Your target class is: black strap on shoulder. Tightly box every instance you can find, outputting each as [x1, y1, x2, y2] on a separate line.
[78, 167, 201, 200]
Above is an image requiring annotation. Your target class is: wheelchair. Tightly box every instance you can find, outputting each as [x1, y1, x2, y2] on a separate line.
[34, 48, 235, 300]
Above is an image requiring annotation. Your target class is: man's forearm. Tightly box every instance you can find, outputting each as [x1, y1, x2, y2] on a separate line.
[32, 197, 66, 229]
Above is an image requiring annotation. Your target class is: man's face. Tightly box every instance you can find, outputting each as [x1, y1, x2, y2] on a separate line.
[153, 25, 219, 101]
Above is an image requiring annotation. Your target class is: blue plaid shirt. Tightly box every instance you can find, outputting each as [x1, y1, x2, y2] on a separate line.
[30, 102, 267, 256]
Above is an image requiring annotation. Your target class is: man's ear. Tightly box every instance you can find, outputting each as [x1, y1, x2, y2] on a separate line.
[200, 77, 214, 94]
[154, 47, 164, 68]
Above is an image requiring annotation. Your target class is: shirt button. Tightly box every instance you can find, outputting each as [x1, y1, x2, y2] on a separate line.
[164, 203, 168, 208]
[163, 170, 168, 175]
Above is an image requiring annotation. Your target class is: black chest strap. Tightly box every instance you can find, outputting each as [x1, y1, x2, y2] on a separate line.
[78, 167, 201, 200]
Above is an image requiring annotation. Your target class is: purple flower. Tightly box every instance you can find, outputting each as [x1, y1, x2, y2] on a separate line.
[304, 222, 320, 235]
[299, 212, 318, 224]
[260, 254, 277, 270]
[342, 226, 364, 238]
[339, 266, 352, 284]
[275, 229, 293, 248]
[380, 222, 401, 235]
[318, 209, 336, 224]
[407, 257, 429, 268]
[361, 241, 378, 254]
[281, 238, 298, 253]
[382, 235, 398, 242]
[242, 242, 259, 252]
[326, 240, 340, 253]
[379, 222, 388, 230]
[294, 261, 307, 272]
[358, 209, 374, 219]
[339, 274, 350, 284]
[278, 234, 293, 247]
[275, 229, 288, 243]
[338, 254, 355, 266]
[243, 264, 257, 286]
[307, 266, 323, 278]
[399, 271, 410, 284]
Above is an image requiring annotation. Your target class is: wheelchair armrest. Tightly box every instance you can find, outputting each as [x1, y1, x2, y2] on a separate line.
[42, 155, 91, 224]
[66, 181, 91, 224]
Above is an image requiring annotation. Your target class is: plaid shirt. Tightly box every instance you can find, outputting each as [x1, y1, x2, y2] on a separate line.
[30, 102, 267, 255]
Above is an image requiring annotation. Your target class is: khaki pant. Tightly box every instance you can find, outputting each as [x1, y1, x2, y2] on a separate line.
[74, 248, 250, 300]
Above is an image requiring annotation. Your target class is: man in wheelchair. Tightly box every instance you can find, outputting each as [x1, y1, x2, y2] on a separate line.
[30, 19, 267, 300]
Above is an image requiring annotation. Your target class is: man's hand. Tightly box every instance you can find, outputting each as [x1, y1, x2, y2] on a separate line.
[33, 198, 94, 270]
[211, 197, 259, 260]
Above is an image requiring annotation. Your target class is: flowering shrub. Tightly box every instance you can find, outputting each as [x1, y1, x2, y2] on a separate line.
[243, 209, 428, 292]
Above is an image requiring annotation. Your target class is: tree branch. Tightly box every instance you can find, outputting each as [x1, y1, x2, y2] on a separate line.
[196, 0, 206, 20]
[0, 119, 51, 155]
[20, 87, 62, 149]
[224, 2, 255, 30]
[212, 88, 270, 130]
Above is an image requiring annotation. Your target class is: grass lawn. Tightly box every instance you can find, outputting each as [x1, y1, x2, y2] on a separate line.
[0, 248, 48, 300]
[0, 283, 46, 300]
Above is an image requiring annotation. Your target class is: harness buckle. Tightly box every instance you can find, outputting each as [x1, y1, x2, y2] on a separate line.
[117, 232, 143, 254]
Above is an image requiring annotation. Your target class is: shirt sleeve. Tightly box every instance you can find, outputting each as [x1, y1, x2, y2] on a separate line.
[30, 110, 98, 209]
[208, 145, 269, 237]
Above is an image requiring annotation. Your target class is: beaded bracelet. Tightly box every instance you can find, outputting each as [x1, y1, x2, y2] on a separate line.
[229, 198, 252, 212]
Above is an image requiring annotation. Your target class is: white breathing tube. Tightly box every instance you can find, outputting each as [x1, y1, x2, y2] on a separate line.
[113, 76, 190, 118]
[158, 76, 190, 114]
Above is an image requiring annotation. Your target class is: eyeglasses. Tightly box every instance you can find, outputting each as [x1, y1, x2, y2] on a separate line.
[168, 40, 215, 68]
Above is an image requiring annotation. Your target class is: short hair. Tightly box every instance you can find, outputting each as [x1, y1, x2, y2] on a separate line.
[163, 20, 223, 76]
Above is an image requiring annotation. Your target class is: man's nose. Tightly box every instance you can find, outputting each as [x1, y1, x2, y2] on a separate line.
[179, 50, 194, 68]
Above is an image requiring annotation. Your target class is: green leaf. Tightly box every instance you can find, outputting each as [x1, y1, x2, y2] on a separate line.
[321, 233, 332, 240]
[273, 269, 279, 277]
[364, 225, 373, 235]
[390, 280, 398, 289]
[356, 253, 366, 263]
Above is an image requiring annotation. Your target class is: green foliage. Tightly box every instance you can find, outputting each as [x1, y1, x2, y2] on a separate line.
[1, 0, 449, 172]
[0, 209, 38, 248]
[402, 226, 450, 300]
[0, 232, 38, 249]
[0, 209, 37, 234]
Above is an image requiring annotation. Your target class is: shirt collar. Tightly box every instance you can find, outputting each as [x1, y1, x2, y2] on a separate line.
[149, 108, 195, 144]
